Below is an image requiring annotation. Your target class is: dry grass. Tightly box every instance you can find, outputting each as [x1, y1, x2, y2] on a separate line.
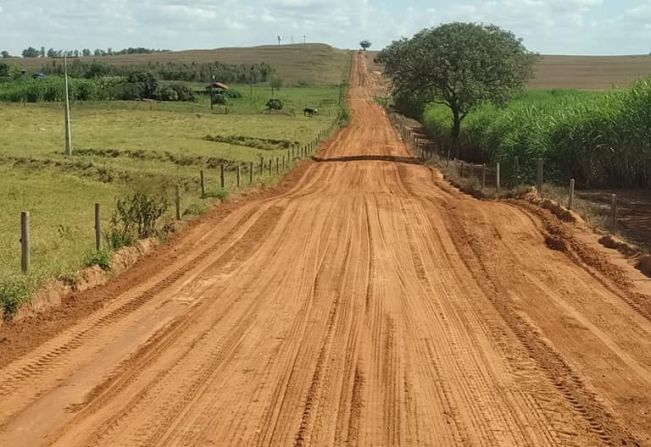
[532, 55, 651, 90]
[8, 44, 350, 86]
[370, 51, 651, 90]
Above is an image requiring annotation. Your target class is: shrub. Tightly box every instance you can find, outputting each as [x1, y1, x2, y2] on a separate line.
[224, 89, 242, 99]
[158, 86, 179, 101]
[183, 202, 208, 217]
[105, 190, 169, 250]
[266, 98, 283, 111]
[205, 187, 229, 201]
[169, 83, 194, 101]
[0, 277, 29, 322]
[338, 107, 351, 127]
[83, 249, 112, 271]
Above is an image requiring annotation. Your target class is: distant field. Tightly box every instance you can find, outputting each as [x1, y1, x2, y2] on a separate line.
[8, 44, 351, 86]
[532, 55, 651, 89]
[368, 51, 651, 90]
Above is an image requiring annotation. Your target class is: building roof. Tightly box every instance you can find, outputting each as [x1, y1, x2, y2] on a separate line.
[208, 82, 229, 90]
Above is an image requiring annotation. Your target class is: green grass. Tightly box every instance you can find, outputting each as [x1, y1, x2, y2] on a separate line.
[0, 83, 344, 317]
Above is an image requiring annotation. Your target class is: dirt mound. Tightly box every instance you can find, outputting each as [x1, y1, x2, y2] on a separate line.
[518, 187, 577, 223]
[598, 234, 641, 257]
[545, 234, 568, 252]
[636, 256, 651, 277]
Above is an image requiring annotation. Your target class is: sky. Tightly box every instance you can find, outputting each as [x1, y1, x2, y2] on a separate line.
[0, 0, 649, 56]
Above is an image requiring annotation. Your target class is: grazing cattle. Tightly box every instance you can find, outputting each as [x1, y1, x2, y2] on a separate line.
[303, 107, 318, 117]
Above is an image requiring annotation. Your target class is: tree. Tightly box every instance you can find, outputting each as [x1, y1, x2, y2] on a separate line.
[82, 48, 91, 57]
[47, 48, 57, 58]
[40, 46, 45, 57]
[377, 23, 536, 151]
[359, 40, 372, 51]
[126, 71, 158, 99]
[22, 47, 40, 58]
[1, 51, 10, 58]
[0, 62, 9, 77]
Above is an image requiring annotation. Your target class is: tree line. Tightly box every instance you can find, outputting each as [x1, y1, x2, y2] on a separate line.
[38, 59, 274, 84]
[5, 47, 169, 59]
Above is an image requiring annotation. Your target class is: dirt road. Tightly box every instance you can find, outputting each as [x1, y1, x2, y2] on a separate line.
[1, 53, 650, 447]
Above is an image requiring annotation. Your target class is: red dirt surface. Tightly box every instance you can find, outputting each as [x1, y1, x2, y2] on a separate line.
[1, 53, 650, 447]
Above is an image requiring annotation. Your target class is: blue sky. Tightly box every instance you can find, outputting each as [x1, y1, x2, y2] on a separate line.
[0, 0, 649, 55]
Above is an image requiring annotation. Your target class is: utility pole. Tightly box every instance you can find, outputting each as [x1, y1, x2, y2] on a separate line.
[303, 35, 306, 45]
[63, 55, 72, 156]
[277, 35, 281, 45]
[250, 67, 254, 99]
[210, 68, 214, 111]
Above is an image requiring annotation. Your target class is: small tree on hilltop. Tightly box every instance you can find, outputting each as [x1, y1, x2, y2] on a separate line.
[1, 51, 10, 58]
[377, 22, 536, 154]
[22, 47, 40, 58]
[360, 40, 372, 51]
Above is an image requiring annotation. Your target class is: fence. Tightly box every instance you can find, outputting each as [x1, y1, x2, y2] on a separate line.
[392, 114, 620, 229]
[12, 120, 340, 275]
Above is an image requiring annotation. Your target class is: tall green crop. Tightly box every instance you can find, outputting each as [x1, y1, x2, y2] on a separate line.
[422, 82, 651, 188]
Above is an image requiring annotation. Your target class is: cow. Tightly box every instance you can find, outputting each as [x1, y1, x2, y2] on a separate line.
[303, 107, 318, 117]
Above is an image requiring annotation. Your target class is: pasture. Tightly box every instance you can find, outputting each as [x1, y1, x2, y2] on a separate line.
[0, 82, 344, 313]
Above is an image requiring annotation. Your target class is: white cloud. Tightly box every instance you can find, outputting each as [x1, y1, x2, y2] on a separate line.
[0, 0, 645, 56]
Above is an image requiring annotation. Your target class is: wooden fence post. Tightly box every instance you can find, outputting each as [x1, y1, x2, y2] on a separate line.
[514, 156, 519, 183]
[460, 161, 464, 178]
[482, 164, 487, 189]
[276, 157, 279, 174]
[236, 164, 241, 188]
[249, 162, 254, 184]
[611, 194, 618, 229]
[496, 163, 501, 191]
[220, 164, 225, 189]
[21, 211, 30, 273]
[568, 179, 575, 210]
[175, 185, 181, 220]
[282, 155, 286, 171]
[537, 158, 544, 194]
[200, 170, 206, 197]
[95, 203, 101, 251]
[260, 157, 264, 175]
[268, 159, 272, 175]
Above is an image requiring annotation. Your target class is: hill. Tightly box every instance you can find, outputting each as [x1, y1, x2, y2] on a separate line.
[6, 43, 350, 86]
[532, 55, 651, 89]
[367, 51, 651, 90]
